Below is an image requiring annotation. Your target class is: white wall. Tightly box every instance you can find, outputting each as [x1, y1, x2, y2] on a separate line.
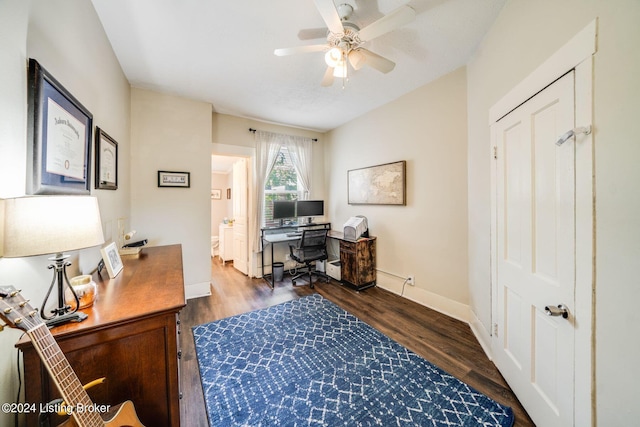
[130, 88, 212, 293]
[0, 0, 131, 423]
[325, 67, 469, 321]
[467, 0, 640, 423]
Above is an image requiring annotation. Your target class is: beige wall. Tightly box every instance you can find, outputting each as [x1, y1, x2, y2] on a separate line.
[467, 0, 640, 423]
[325, 67, 469, 318]
[130, 88, 212, 292]
[0, 0, 131, 422]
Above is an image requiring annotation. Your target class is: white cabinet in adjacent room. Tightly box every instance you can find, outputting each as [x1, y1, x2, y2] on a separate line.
[218, 223, 234, 265]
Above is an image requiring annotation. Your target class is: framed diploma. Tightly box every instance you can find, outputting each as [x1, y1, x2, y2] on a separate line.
[95, 127, 118, 190]
[27, 58, 93, 194]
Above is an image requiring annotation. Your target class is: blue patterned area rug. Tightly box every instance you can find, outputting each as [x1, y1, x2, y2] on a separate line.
[193, 294, 514, 426]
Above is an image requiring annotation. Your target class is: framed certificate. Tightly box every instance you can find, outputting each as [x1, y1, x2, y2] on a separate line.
[95, 127, 118, 190]
[27, 58, 93, 194]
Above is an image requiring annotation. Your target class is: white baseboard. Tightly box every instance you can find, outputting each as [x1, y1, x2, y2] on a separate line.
[378, 281, 494, 360]
[377, 281, 471, 323]
[185, 281, 212, 300]
[469, 311, 493, 361]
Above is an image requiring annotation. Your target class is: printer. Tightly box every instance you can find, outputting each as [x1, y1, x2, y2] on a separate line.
[343, 216, 368, 241]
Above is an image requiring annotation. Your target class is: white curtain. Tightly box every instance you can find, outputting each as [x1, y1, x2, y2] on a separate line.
[284, 136, 313, 200]
[252, 130, 315, 253]
[253, 131, 283, 252]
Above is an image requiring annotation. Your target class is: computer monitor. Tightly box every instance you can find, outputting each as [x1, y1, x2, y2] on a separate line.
[273, 200, 296, 220]
[296, 200, 324, 222]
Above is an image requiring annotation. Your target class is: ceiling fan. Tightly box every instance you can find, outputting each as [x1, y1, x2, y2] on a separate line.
[274, 0, 416, 87]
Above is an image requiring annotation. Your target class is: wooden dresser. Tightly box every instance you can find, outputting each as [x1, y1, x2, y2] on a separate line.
[16, 244, 186, 427]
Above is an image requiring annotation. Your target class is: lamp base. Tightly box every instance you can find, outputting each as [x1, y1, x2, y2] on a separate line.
[45, 311, 88, 328]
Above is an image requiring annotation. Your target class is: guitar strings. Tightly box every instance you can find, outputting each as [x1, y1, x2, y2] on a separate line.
[0, 295, 104, 426]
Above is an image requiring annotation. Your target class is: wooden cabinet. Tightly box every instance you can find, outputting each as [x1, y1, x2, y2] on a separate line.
[219, 223, 234, 264]
[16, 245, 186, 427]
[339, 237, 376, 290]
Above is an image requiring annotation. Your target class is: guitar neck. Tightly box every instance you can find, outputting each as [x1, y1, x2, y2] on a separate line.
[28, 324, 104, 427]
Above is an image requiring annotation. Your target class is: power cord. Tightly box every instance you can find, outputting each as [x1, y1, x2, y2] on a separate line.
[400, 277, 410, 297]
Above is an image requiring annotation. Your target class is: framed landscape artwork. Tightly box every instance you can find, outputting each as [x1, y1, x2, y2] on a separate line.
[348, 160, 406, 205]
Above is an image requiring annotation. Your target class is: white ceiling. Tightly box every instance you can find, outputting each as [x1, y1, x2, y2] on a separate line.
[211, 155, 243, 174]
[91, 0, 506, 132]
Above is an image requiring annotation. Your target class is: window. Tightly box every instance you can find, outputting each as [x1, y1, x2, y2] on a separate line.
[264, 146, 299, 227]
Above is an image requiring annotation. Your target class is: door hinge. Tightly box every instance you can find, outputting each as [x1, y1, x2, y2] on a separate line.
[493, 323, 499, 337]
[493, 146, 498, 159]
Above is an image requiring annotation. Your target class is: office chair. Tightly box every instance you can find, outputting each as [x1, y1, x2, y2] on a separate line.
[289, 229, 329, 289]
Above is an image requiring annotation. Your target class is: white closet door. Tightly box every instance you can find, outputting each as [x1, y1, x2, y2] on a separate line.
[493, 72, 576, 427]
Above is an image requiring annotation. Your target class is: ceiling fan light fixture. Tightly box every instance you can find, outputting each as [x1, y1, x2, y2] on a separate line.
[324, 47, 342, 67]
[333, 62, 348, 78]
[276, 0, 415, 87]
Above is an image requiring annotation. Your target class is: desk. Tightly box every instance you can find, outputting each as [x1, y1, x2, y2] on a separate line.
[16, 245, 186, 427]
[261, 225, 377, 290]
[261, 222, 331, 288]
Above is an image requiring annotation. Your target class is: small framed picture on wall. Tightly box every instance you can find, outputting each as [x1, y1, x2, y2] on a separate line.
[158, 171, 190, 188]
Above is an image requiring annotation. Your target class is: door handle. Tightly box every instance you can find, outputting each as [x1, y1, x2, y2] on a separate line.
[544, 304, 569, 319]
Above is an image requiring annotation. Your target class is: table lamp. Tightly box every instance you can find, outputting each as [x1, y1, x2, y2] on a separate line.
[0, 196, 105, 326]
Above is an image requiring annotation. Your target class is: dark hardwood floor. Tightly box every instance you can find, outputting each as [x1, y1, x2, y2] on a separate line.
[179, 258, 534, 426]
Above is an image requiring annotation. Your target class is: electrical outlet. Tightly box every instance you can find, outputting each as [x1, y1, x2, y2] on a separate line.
[407, 275, 415, 286]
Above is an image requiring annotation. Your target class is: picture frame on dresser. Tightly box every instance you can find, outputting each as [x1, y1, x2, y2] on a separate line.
[27, 58, 93, 195]
[100, 242, 123, 278]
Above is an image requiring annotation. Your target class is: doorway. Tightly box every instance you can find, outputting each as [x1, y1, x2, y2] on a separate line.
[211, 143, 256, 278]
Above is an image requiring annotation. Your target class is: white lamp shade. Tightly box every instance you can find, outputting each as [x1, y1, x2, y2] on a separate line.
[0, 196, 105, 258]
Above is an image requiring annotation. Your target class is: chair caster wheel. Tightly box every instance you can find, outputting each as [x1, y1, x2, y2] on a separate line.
[292, 280, 296, 285]
[310, 283, 315, 289]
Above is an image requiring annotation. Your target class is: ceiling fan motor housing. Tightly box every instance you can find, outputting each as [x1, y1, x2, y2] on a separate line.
[328, 26, 361, 52]
[337, 3, 354, 21]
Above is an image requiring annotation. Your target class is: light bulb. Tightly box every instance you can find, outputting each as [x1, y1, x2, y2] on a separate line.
[325, 47, 342, 67]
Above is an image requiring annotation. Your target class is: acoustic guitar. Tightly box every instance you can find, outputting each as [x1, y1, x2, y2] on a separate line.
[0, 286, 145, 427]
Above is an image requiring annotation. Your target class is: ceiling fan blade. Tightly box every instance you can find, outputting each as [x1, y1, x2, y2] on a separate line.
[348, 49, 366, 70]
[274, 44, 327, 56]
[356, 49, 396, 74]
[358, 6, 416, 41]
[298, 28, 328, 40]
[321, 66, 335, 86]
[313, 0, 344, 34]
